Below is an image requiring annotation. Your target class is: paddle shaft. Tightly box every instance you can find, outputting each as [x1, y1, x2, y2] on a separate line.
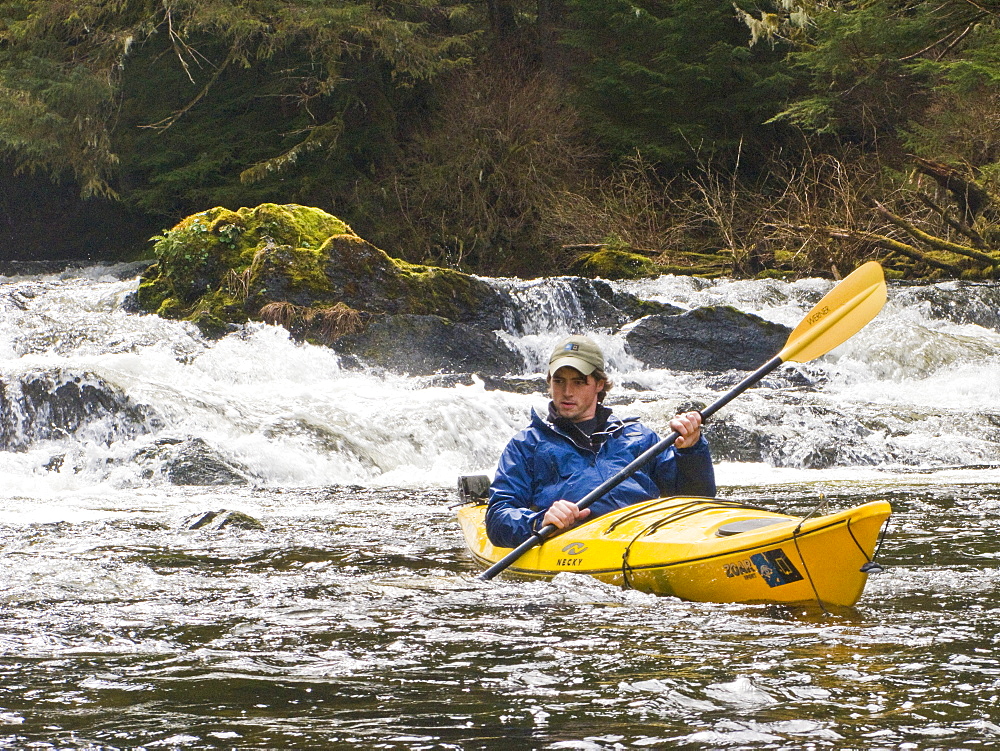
[477, 354, 784, 581]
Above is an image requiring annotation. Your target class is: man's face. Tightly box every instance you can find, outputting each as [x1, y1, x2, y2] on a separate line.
[549, 365, 604, 422]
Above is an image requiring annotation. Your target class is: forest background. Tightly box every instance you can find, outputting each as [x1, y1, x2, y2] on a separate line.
[2, 0, 1000, 280]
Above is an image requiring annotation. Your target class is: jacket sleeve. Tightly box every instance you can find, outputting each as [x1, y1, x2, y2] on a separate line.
[485, 434, 546, 548]
[654, 435, 716, 498]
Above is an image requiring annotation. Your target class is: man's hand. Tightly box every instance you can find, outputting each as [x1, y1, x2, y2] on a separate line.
[541, 499, 591, 530]
[670, 410, 703, 449]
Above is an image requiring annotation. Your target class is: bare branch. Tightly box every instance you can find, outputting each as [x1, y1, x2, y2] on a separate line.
[899, 23, 978, 62]
[773, 221, 965, 273]
[914, 192, 987, 247]
[140, 50, 234, 131]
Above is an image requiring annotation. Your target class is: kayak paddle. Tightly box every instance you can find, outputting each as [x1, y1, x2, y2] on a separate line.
[478, 261, 888, 581]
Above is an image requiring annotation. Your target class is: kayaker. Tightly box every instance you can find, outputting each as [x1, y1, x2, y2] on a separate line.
[485, 334, 716, 548]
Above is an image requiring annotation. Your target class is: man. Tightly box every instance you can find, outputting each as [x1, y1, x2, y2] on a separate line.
[485, 334, 716, 548]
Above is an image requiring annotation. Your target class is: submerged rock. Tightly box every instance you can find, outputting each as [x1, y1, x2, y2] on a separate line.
[184, 509, 264, 531]
[134, 437, 251, 486]
[894, 281, 1000, 331]
[625, 306, 792, 371]
[418, 373, 549, 394]
[0, 370, 154, 451]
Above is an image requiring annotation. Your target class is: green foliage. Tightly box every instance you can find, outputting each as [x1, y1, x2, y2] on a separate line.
[900, 24, 1000, 169]
[0, 0, 475, 203]
[8, 0, 1000, 282]
[757, 0, 1000, 155]
[563, 0, 794, 170]
[0, 0, 133, 195]
[766, 1, 936, 141]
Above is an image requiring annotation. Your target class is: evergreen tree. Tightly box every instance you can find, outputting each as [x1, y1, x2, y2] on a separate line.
[748, 0, 1000, 159]
[562, 0, 794, 171]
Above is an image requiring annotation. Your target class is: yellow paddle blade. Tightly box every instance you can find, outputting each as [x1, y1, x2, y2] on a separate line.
[777, 261, 887, 364]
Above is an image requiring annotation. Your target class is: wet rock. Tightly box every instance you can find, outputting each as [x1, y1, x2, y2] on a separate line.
[702, 420, 775, 464]
[480, 375, 549, 394]
[0, 371, 154, 451]
[317, 234, 511, 329]
[135, 204, 705, 375]
[596, 281, 685, 322]
[333, 314, 524, 375]
[895, 281, 1000, 331]
[420, 373, 548, 394]
[625, 306, 792, 371]
[704, 366, 824, 393]
[44, 454, 66, 472]
[708, 402, 884, 469]
[184, 509, 264, 531]
[135, 437, 251, 486]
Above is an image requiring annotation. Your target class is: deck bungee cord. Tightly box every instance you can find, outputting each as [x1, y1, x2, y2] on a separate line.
[616, 498, 767, 588]
[604, 497, 769, 535]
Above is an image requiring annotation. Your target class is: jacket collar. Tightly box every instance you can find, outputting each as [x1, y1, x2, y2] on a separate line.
[530, 403, 637, 452]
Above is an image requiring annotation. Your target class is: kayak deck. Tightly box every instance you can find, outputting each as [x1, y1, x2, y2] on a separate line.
[458, 496, 891, 607]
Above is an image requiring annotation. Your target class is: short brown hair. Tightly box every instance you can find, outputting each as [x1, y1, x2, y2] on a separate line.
[593, 368, 613, 402]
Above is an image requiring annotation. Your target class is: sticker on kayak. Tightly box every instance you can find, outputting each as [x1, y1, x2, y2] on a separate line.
[557, 542, 588, 567]
[751, 549, 804, 588]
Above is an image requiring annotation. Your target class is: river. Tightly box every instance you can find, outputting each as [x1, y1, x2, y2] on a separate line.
[1, 263, 999, 749]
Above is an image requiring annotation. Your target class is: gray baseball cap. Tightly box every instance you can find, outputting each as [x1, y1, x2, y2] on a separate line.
[548, 335, 605, 376]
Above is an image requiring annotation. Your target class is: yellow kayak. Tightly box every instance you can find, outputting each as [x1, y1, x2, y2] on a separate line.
[457, 495, 891, 608]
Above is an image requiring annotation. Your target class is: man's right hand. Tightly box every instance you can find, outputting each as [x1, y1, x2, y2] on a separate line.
[541, 499, 591, 531]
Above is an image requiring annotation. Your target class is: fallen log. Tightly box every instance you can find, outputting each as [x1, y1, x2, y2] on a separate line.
[775, 222, 964, 275]
[873, 203, 1000, 266]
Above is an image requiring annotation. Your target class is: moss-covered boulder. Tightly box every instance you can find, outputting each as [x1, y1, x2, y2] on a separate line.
[136, 204, 512, 345]
[569, 247, 660, 280]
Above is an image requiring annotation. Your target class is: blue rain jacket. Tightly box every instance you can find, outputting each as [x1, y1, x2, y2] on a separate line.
[485, 405, 716, 548]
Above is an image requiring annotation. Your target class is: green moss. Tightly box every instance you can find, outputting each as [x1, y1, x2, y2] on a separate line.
[392, 261, 486, 318]
[139, 204, 358, 332]
[138, 203, 499, 338]
[314, 233, 494, 322]
[135, 276, 170, 313]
